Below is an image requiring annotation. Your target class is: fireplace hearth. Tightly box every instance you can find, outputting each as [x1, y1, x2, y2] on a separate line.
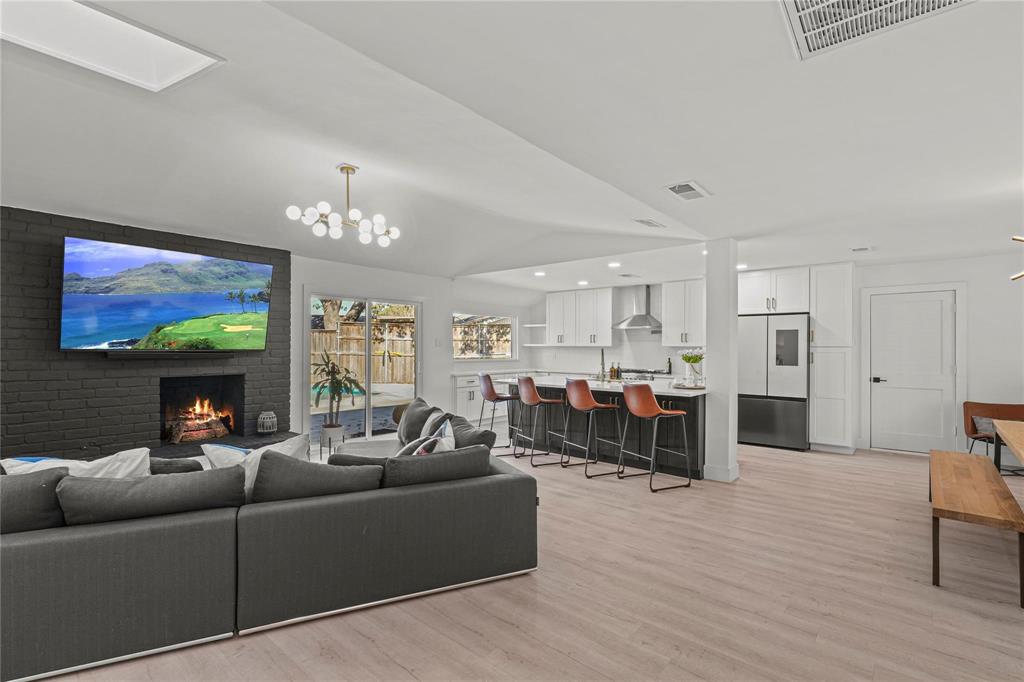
[160, 375, 244, 444]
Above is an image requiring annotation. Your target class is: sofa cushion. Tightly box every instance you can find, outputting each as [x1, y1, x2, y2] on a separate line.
[332, 438, 401, 459]
[149, 457, 205, 475]
[0, 448, 151, 478]
[382, 445, 491, 488]
[397, 398, 437, 445]
[328, 452, 388, 467]
[0, 467, 68, 534]
[56, 466, 245, 526]
[252, 451, 382, 503]
[203, 434, 309, 502]
[450, 415, 497, 450]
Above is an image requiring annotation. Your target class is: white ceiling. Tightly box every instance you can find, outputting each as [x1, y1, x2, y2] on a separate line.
[2, 1, 1021, 287]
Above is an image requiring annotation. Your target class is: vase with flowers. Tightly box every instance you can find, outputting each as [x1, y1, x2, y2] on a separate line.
[680, 351, 705, 388]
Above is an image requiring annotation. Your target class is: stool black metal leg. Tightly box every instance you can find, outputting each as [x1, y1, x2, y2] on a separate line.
[561, 406, 586, 468]
[649, 414, 691, 492]
[617, 414, 646, 479]
[585, 409, 618, 478]
[531, 403, 563, 467]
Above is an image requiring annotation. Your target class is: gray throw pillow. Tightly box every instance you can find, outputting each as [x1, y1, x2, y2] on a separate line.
[972, 416, 996, 435]
[149, 457, 204, 475]
[0, 467, 68, 534]
[57, 466, 245, 526]
[252, 451, 382, 503]
[329, 452, 388, 467]
[383, 445, 491, 487]
[397, 398, 437, 445]
[449, 415, 497, 450]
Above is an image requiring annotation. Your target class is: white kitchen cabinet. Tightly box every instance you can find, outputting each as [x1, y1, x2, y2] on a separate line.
[661, 279, 705, 347]
[809, 262, 853, 347]
[452, 373, 512, 426]
[545, 288, 611, 346]
[737, 267, 809, 314]
[546, 291, 576, 345]
[809, 347, 853, 448]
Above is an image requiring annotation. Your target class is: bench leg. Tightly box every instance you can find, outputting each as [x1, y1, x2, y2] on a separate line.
[932, 516, 940, 587]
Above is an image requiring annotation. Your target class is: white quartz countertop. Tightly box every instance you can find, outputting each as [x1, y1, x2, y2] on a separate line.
[494, 374, 706, 398]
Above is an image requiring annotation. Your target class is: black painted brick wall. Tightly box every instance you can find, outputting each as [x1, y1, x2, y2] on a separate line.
[1, 206, 291, 459]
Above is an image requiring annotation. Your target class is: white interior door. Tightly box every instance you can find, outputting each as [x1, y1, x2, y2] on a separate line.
[738, 316, 768, 395]
[869, 291, 956, 452]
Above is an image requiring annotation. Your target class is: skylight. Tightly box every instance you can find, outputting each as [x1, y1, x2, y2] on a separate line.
[0, 1, 220, 92]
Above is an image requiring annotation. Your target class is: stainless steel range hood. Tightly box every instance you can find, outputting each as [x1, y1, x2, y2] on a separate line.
[615, 285, 662, 331]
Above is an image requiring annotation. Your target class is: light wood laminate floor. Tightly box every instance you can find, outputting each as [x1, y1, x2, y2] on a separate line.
[63, 446, 1024, 681]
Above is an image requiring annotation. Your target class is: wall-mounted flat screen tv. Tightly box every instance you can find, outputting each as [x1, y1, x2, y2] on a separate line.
[60, 237, 274, 352]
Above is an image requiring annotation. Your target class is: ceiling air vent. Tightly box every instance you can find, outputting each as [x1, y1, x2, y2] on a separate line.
[666, 181, 709, 201]
[782, 0, 975, 60]
[633, 218, 667, 228]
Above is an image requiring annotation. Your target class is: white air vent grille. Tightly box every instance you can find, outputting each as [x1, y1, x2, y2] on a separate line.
[634, 218, 667, 228]
[666, 181, 710, 201]
[783, 0, 974, 59]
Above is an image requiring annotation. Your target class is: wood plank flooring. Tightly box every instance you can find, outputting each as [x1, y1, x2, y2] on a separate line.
[63, 446, 1024, 681]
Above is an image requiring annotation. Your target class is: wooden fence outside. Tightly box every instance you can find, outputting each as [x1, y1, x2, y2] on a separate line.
[310, 322, 415, 395]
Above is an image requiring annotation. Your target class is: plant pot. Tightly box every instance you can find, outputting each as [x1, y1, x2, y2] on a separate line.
[320, 425, 345, 446]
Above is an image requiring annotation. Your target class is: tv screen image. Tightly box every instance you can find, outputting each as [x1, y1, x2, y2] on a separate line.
[59, 237, 274, 351]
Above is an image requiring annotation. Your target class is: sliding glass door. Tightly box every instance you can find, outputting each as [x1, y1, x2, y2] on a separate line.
[309, 295, 417, 443]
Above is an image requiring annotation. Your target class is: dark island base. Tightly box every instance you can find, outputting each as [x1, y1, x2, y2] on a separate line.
[149, 431, 301, 459]
[504, 387, 705, 480]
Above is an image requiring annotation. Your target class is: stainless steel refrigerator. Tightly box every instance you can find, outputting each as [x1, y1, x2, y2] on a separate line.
[737, 313, 809, 450]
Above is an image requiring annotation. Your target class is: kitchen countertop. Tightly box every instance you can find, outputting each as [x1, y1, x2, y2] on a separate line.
[494, 374, 707, 398]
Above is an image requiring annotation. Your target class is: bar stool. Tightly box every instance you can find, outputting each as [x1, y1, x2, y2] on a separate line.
[512, 376, 566, 467]
[478, 373, 517, 448]
[617, 383, 692, 492]
[560, 379, 622, 478]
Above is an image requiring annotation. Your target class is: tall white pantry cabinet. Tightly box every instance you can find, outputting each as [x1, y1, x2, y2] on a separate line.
[808, 263, 854, 451]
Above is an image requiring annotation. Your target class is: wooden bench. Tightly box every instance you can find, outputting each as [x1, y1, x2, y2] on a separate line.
[930, 450, 1024, 608]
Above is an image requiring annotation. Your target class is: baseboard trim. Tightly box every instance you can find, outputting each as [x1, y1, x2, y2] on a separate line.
[11, 632, 234, 682]
[810, 443, 856, 455]
[237, 567, 538, 636]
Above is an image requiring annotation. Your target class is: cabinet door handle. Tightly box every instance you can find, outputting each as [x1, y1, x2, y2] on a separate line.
[810, 329, 814, 343]
[810, 352, 814, 364]
[772, 297, 776, 311]
[680, 332, 684, 343]
[766, 297, 771, 311]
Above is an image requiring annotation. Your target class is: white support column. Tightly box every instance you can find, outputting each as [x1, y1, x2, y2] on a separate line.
[704, 238, 739, 482]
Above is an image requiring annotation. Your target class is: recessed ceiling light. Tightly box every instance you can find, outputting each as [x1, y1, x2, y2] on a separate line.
[0, 1, 221, 92]
[607, 262, 621, 268]
[736, 264, 748, 270]
[577, 280, 589, 286]
[701, 250, 708, 256]
[533, 271, 546, 277]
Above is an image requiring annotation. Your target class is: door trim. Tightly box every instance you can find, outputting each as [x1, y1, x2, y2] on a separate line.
[857, 282, 967, 451]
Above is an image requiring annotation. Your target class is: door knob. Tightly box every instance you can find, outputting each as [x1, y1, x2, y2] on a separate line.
[871, 377, 887, 383]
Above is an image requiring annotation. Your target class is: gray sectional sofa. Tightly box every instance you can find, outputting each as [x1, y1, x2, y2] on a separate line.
[0, 402, 537, 682]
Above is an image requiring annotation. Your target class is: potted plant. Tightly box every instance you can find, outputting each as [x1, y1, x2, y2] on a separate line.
[680, 351, 705, 388]
[312, 351, 364, 446]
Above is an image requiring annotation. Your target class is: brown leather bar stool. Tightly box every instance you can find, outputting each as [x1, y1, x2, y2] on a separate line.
[561, 379, 622, 478]
[478, 373, 517, 449]
[618, 383, 692, 492]
[513, 376, 566, 467]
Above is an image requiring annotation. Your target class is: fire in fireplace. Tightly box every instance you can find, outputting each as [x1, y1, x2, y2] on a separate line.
[160, 375, 244, 444]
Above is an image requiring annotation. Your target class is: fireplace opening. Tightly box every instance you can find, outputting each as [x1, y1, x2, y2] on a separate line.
[160, 375, 244, 444]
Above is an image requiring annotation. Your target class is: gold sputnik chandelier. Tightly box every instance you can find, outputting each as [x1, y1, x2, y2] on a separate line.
[285, 164, 400, 247]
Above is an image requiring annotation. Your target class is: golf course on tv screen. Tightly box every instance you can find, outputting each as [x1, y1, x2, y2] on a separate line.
[60, 237, 273, 351]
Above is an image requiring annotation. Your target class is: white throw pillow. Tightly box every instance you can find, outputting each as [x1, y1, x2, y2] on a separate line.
[202, 434, 310, 501]
[429, 420, 456, 452]
[0, 448, 151, 478]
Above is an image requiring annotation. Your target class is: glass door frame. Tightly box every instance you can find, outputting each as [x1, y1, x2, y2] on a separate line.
[305, 287, 422, 440]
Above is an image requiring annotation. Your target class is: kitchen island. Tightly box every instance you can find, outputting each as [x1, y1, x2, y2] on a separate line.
[496, 375, 706, 479]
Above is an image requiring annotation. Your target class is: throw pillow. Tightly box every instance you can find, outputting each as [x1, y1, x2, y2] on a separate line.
[202, 434, 310, 501]
[0, 448, 151, 478]
[251, 451, 382, 503]
[429, 420, 457, 452]
[383, 445, 491, 487]
[449, 415, 497, 450]
[149, 457, 205, 475]
[397, 398, 436, 445]
[972, 416, 996, 436]
[420, 411, 452, 439]
[0, 467, 68, 534]
[57, 466, 245, 526]
[395, 435, 436, 457]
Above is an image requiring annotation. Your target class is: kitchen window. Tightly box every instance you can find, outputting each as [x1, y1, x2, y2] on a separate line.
[452, 313, 515, 360]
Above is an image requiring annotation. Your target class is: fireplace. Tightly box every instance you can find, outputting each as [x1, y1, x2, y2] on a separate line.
[160, 375, 244, 444]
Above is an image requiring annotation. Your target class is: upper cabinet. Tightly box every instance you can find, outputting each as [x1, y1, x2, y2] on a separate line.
[809, 262, 853, 347]
[737, 266, 809, 314]
[546, 288, 611, 346]
[576, 287, 613, 346]
[661, 279, 705, 347]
